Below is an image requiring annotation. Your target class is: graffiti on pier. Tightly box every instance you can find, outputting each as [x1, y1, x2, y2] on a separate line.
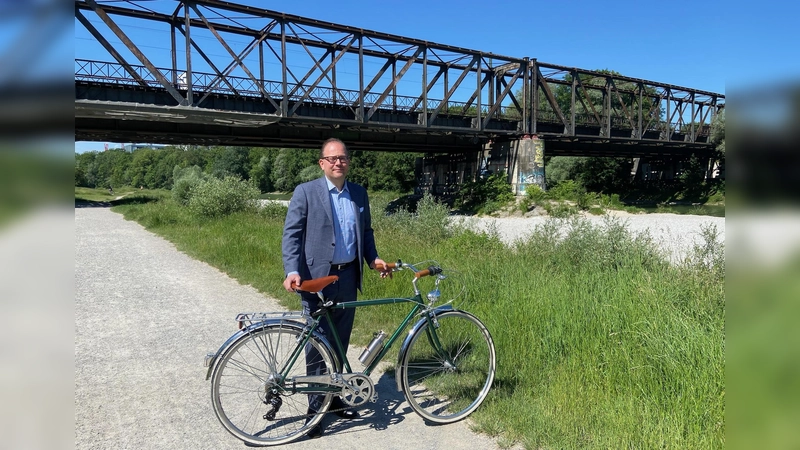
[517, 135, 545, 194]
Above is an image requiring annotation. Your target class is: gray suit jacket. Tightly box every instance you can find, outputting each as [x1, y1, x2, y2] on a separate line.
[282, 177, 379, 291]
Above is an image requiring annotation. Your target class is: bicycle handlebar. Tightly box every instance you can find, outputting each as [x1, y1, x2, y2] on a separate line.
[375, 260, 442, 279]
[414, 266, 442, 279]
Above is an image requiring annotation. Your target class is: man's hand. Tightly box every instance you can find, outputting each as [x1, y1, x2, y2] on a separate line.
[283, 273, 302, 292]
[370, 258, 393, 279]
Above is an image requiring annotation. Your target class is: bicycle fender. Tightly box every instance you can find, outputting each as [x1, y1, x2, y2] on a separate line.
[205, 318, 339, 380]
[394, 304, 454, 392]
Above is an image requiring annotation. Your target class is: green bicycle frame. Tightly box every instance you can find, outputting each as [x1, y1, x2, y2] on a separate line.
[275, 292, 437, 394]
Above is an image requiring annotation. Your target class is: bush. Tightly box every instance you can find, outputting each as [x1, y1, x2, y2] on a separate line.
[258, 201, 289, 220]
[374, 192, 450, 242]
[575, 190, 596, 210]
[413, 192, 451, 241]
[187, 175, 260, 218]
[172, 165, 209, 205]
[456, 172, 515, 213]
[547, 179, 583, 201]
[524, 184, 547, 204]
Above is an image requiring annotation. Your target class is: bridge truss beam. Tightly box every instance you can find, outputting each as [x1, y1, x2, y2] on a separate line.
[75, 0, 724, 153]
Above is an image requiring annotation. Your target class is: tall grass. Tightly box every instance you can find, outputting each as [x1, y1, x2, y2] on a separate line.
[111, 191, 724, 449]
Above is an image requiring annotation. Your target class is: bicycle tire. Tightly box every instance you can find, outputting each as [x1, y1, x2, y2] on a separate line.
[210, 322, 335, 446]
[399, 310, 496, 424]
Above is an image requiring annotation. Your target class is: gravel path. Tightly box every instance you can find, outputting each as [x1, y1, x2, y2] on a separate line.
[75, 207, 509, 450]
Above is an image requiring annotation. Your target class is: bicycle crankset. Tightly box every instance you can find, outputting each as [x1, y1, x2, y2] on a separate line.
[339, 374, 376, 407]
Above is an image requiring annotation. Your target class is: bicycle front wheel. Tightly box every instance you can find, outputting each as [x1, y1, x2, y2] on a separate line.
[399, 310, 496, 424]
[210, 323, 335, 446]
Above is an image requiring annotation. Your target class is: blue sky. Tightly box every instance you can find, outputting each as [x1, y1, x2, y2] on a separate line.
[75, 0, 800, 153]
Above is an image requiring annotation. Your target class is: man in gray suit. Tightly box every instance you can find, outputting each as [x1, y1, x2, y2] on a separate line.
[282, 138, 390, 437]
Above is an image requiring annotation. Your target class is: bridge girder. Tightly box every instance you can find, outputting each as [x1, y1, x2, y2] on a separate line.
[74, 0, 724, 155]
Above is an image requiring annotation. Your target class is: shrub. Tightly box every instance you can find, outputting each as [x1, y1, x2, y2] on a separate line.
[410, 192, 451, 241]
[575, 190, 596, 210]
[258, 201, 289, 220]
[547, 179, 583, 201]
[524, 184, 547, 204]
[456, 172, 515, 213]
[374, 192, 450, 242]
[171, 165, 209, 205]
[544, 201, 578, 218]
[187, 175, 260, 218]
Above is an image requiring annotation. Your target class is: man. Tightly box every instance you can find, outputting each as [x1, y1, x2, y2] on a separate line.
[282, 138, 390, 438]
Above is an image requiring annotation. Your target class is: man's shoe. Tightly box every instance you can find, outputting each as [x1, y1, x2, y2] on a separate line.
[330, 400, 360, 419]
[332, 408, 360, 419]
[306, 423, 323, 439]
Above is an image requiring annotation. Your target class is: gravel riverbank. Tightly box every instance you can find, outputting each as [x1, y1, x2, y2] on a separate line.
[452, 211, 725, 263]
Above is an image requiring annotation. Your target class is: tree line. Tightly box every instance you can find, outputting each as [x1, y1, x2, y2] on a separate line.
[75, 145, 420, 193]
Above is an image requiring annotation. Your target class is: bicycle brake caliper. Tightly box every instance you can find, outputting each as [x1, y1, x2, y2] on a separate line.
[428, 311, 440, 329]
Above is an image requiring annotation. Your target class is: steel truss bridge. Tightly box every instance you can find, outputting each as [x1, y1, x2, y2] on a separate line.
[75, 0, 724, 157]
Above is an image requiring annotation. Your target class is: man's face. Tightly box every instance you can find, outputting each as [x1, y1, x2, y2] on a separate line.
[319, 141, 350, 183]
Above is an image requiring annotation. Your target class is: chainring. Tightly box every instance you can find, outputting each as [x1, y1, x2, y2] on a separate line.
[339, 374, 375, 407]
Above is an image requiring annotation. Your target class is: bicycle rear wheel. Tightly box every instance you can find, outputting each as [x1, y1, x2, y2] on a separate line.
[399, 310, 496, 424]
[210, 323, 335, 446]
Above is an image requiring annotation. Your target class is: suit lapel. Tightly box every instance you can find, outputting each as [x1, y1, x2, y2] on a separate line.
[316, 177, 333, 224]
[351, 188, 362, 263]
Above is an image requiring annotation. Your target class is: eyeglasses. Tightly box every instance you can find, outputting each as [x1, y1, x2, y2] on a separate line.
[320, 155, 349, 164]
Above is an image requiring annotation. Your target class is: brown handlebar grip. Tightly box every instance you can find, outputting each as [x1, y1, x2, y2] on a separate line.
[375, 262, 397, 271]
[414, 269, 431, 278]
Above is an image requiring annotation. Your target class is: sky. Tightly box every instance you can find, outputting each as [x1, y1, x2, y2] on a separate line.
[74, 0, 800, 153]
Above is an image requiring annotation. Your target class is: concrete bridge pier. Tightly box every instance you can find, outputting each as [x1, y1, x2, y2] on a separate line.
[486, 136, 546, 195]
[417, 136, 547, 198]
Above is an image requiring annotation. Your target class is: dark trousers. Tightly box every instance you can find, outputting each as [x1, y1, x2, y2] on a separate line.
[301, 263, 358, 412]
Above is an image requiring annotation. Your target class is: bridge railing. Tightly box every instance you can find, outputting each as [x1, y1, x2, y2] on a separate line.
[76, 57, 715, 142]
[76, 59, 505, 117]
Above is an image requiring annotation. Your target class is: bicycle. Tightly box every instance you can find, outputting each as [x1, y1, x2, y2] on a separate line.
[204, 260, 496, 446]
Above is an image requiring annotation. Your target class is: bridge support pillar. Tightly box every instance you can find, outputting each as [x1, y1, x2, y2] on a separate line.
[418, 150, 483, 197]
[487, 136, 546, 195]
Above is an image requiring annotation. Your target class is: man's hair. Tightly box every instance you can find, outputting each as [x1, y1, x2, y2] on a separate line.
[320, 137, 349, 159]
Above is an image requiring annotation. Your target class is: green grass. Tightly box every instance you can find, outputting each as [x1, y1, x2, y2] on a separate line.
[106, 190, 724, 449]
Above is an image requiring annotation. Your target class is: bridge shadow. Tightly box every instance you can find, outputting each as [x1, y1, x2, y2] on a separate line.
[75, 196, 158, 208]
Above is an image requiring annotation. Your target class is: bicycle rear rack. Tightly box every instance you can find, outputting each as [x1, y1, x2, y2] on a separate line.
[235, 311, 307, 329]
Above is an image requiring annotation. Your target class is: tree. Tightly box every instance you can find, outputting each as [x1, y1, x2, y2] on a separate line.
[127, 148, 157, 189]
[271, 149, 318, 192]
[710, 109, 725, 155]
[75, 152, 96, 187]
[348, 151, 418, 192]
[545, 156, 632, 194]
[211, 146, 250, 180]
[93, 149, 131, 188]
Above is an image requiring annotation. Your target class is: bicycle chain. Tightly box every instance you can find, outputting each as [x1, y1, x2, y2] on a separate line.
[265, 401, 355, 422]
